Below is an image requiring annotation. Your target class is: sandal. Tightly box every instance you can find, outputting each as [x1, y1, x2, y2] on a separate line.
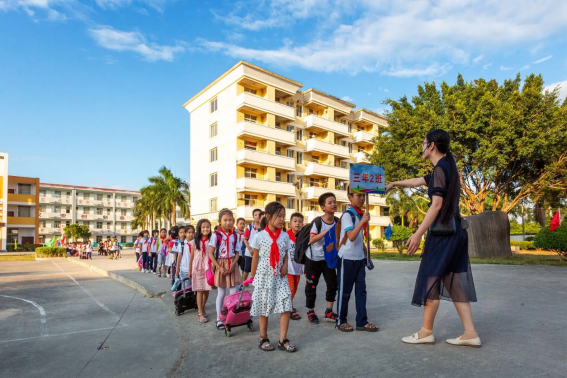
[216, 321, 224, 330]
[198, 314, 208, 323]
[290, 312, 301, 320]
[336, 323, 354, 332]
[356, 323, 379, 332]
[307, 311, 319, 324]
[278, 339, 297, 353]
[258, 338, 275, 352]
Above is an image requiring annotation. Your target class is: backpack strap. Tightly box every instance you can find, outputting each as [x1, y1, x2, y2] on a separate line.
[336, 210, 356, 250]
[313, 217, 323, 234]
[214, 231, 222, 260]
[232, 230, 238, 254]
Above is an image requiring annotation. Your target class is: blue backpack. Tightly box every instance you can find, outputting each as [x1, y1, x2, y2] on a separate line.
[324, 210, 356, 269]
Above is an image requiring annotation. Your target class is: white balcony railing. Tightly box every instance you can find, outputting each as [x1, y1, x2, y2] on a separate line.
[368, 195, 387, 206]
[236, 121, 295, 146]
[237, 206, 296, 221]
[40, 196, 72, 204]
[304, 115, 350, 137]
[354, 151, 370, 164]
[304, 162, 349, 180]
[236, 92, 295, 120]
[305, 139, 349, 158]
[369, 215, 390, 227]
[236, 177, 296, 196]
[236, 149, 296, 171]
[39, 212, 71, 219]
[353, 130, 375, 144]
[304, 210, 324, 223]
[304, 186, 348, 202]
[39, 227, 63, 234]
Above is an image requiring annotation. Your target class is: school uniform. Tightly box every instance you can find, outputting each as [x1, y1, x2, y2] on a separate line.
[336, 206, 368, 328]
[286, 230, 303, 299]
[149, 237, 159, 272]
[243, 224, 260, 273]
[141, 237, 150, 270]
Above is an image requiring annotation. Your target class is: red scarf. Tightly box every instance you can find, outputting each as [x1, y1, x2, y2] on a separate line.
[218, 229, 232, 270]
[200, 236, 208, 258]
[265, 227, 282, 275]
[351, 206, 368, 242]
[287, 229, 296, 243]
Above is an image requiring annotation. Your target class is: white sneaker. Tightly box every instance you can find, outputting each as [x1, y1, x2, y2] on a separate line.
[446, 335, 481, 348]
[402, 332, 435, 345]
[141, 269, 145, 273]
[167, 274, 171, 278]
[153, 272, 156, 275]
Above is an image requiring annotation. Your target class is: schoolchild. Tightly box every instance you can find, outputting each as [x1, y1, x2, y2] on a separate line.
[156, 228, 168, 277]
[141, 230, 150, 273]
[169, 226, 180, 284]
[189, 219, 212, 323]
[235, 218, 246, 272]
[134, 233, 143, 268]
[149, 230, 159, 274]
[242, 209, 263, 284]
[175, 226, 191, 281]
[287, 212, 304, 320]
[209, 209, 242, 330]
[249, 202, 296, 352]
[86, 240, 93, 260]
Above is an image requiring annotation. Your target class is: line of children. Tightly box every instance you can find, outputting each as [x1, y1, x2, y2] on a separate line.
[189, 219, 212, 323]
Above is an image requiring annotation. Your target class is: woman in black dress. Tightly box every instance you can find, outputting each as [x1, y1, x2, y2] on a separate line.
[385, 129, 480, 347]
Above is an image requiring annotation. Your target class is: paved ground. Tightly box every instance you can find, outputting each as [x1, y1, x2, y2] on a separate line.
[2, 251, 567, 378]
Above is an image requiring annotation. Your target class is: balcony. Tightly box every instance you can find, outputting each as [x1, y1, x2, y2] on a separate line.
[8, 193, 36, 204]
[304, 115, 349, 137]
[93, 229, 114, 235]
[116, 202, 133, 208]
[117, 215, 134, 221]
[304, 186, 348, 203]
[40, 195, 72, 205]
[304, 162, 349, 180]
[305, 139, 349, 158]
[236, 149, 296, 171]
[304, 210, 324, 223]
[236, 92, 295, 120]
[237, 206, 296, 222]
[369, 215, 390, 227]
[39, 212, 71, 220]
[7, 216, 35, 226]
[117, 229, 137, 235]
[236, 177, 296, 196]
[39, 227, 63, 235]
[354, 151, 370, 164]
[353, 130, 375, 145]
[368, 195, 386, 206]
[236, 121, 295, 146]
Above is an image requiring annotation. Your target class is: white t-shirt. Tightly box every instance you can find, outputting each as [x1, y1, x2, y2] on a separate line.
[286, 230, 303, 275]
[209, 231, 237, 258]
[308, 218, 336, 261]
[176, 239, 191, 273]
[235, 231, 245, 256]
[250, 230, 291, 257]
[134, 239, 141, 252]
[338, 209, 365, 260]
[150, 237, 159, 253]
[243, 224, 260, 257]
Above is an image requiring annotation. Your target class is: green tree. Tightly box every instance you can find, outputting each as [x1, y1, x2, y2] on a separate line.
[389, 225, 413, 254]
[370, 73, 567, 215]
[534, 224, 567, 262]
[64, 223, 92, 242]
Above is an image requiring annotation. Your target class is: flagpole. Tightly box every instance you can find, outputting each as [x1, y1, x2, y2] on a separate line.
[365, 192, 373, 269]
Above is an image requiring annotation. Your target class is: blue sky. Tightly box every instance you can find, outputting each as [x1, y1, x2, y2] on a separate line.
[1, 0, 566, 191]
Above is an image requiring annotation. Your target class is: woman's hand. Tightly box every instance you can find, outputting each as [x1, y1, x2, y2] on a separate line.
[385, 183, 395, 194]
[405, 233, 421, 256]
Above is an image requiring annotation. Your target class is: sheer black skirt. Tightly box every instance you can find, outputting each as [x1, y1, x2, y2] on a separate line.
[412, 218, 477, 307]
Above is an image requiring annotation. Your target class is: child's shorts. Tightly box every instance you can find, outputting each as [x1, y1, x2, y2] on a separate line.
[244, 256, 253, 273]
[157, 254, 167, 266]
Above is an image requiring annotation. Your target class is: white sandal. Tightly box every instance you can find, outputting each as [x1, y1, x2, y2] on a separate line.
[402, 332, 435, 345]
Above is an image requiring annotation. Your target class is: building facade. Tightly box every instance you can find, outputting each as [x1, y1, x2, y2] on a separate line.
[183, 61, 390, 239]
[0, 152, 8, 250]
[38, 184, 141, 244]
[6, 175, 40, 247]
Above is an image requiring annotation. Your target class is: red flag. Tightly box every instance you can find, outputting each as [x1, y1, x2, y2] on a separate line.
[550, 210, 561, 231]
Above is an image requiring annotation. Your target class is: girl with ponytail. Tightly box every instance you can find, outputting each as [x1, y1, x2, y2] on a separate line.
[385, 129, 480, 348]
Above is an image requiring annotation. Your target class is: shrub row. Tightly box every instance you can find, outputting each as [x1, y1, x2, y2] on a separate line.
[35, 247, 67, 257]
[7, 243, 41, 252]
[509, 240, 536, 250]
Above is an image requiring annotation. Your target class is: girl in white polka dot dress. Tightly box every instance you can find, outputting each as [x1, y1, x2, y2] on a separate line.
[249, 202, 296, 353]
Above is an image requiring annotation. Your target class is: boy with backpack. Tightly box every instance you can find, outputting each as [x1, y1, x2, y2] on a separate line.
[335, 187, 378, 332]
[242, 208, 263, 285]
[305, 193, 339, 324]
[287, 212, 304, 320]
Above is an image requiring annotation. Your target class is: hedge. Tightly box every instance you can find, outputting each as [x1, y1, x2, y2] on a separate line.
[510, 240, 536, 250]
[534, 225, 567, 261]
[123, 242, 134, 247]
[7, 243, 41, 252]
[35, 247, 67, 257]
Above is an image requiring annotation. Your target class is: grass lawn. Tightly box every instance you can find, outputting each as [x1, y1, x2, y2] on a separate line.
[0, 255, 36, 261]
[370, 252, 566, 267]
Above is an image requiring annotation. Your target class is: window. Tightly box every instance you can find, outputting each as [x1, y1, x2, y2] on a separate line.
[106, 222, 111, 230]
[121, 236, 127, 243]
[8, 189, 14, 194]
[309, 108, 314, 115]
[296, 152, 303, 165]
[210, 123, 217, 138]
[341, 161, 348, 169]
[40, 189, 46, 196]
[275, 122, 281, 129]
[276, 97, 280, 103]
[310, 178, 320, 187]
[54, 221, 61, 228]
[132, 197, 138, 203]
[84, 193, 90, 199]
[287, 174, 294, 184]
[121, 195, 127, 202]
[96, 194, 103, 201]
[39, 236, 45, 244]
[107, 208, 112, 214]
[210, 198, 218, 212]
[121, 222, 127, 230]
[65, 221, 70, 226]
[210, 173, 218, 187]
[276, 147, 281, 156]
[245, 167, 257, 179]
[97, 222, 103, 229]
[276, 197, 282, 203]
[54, 191, 61, 198]
[107, 194, 111, 200]
[244, 194, 258, 207]
[210, 148, 217, 162]
[39, 205, 46, 212]
[96, 236, 103, 243]
[348, 122, 353, 133]
[340, 119, 346, 124]
[17, 184, 31, 195]
[341, 204, 348, 212]
[286, 101, 294, 108]
[275, 172, 281, 182]
[244, 141, 257, 151]
[296, 130, 303, 141]
[54, 205, 61, 213]
[244, 114, 257, 123]
[383, 207, 390, 216]
[309, 132, 317, 139]
[84, 207, 90, 214]
[210, 98, 218, 113]
[7, 211, 14, 216]
[286, 125, 294, 132]
[348, 143, 353, 153]
[83, 221, 90, 228]
[244, 87, 257, 95]
[357, 126, 364, 132]
[96, 208, 103, 215]
[287, 150, 294, 158]
[121, 209, 127, 216]
[40, 220, 46, 228]
[358, 146, 365, 153]
[296, 105, 302, 117]
[287, 199, 295, 209]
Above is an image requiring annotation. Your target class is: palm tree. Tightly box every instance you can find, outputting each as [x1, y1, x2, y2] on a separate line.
[146, 166, 190, 226]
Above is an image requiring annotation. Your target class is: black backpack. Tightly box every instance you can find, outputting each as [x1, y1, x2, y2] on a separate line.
[294, 216, 339, 264]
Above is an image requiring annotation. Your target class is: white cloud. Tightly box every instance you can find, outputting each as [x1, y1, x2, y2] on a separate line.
[500, 65, 512, 71]
[521, 64, 530, 70]
[205, 0, 567, 76]
[89, 25, 186, 62]
[341, 95, 353, 102]
[94, 0, 169, 12]
[533, 55, 552, 64]
[483, 62, 492, 69]
[367, 92, 372, 96]
[544, 80, 567, 102]
[0, 0, 74, 21]
[384, 88, 389, 93]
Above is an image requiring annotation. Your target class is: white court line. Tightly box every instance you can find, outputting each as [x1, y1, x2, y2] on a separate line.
[51, 260, 122, 323]
[0, 295, 48, 336]
[0, 325, 128, 344]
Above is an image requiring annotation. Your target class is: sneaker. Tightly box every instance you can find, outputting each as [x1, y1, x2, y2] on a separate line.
[324, 309, 338, 322]
[141, 269, 145, 273]
[307, 310, 320, 324]
[167, 274, 171, 278]
[153, 272, 156, 275]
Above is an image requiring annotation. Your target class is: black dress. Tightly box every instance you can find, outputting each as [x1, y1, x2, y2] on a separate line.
[411, 157, 477, 307]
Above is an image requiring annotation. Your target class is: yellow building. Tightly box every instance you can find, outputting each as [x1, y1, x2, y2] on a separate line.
[6, 175, 40, 246]
[183, 61, 390, 239]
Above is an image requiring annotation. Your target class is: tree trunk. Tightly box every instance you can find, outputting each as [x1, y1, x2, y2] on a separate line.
[172, 200, 177, 225]
[466, 211, 512, 258]
[534, 203, 546, 229]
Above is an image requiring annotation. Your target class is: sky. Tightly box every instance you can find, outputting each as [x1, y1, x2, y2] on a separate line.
[1, 0, 567, 192]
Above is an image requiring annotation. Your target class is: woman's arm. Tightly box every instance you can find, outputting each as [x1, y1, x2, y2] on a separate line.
[406, 196, 443, 255]
[385, 177, 426, 193]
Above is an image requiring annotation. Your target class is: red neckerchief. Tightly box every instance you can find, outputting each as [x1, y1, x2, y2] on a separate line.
[265, 227, 282, 275]
[351, 206, 368, 241]
[287, 229, 296, 243]
[218, 228, 232, 269]
[200, 236, 208, 258]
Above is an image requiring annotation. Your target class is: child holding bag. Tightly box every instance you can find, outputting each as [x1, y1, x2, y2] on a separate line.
[189, 219, 212, 323]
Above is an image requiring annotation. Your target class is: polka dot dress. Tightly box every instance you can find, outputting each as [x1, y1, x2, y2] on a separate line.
[250, 231, 293, 317]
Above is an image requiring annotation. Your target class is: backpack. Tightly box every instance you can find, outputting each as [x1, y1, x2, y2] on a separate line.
[293, 216, 339, 265]
[214, 230, 238, 260]
[240, 224, 254, 255]
[324, 210, 356, 269]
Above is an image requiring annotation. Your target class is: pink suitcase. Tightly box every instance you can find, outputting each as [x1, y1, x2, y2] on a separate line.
[219, 286, 254, 337]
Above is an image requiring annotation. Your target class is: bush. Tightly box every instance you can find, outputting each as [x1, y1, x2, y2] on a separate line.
[509, 222, 542, 235]
[419, 239, 425, 250]
[389, 225, 413, 254]
[534, 225, 567, 261]
[509, 240, 536, 250]
[35, 247, 67, 257]
[124, 242, 134, 247]
[7, 243, 38, 252]
[525, 236, 534, 241]
[372, 238, 386, 252]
